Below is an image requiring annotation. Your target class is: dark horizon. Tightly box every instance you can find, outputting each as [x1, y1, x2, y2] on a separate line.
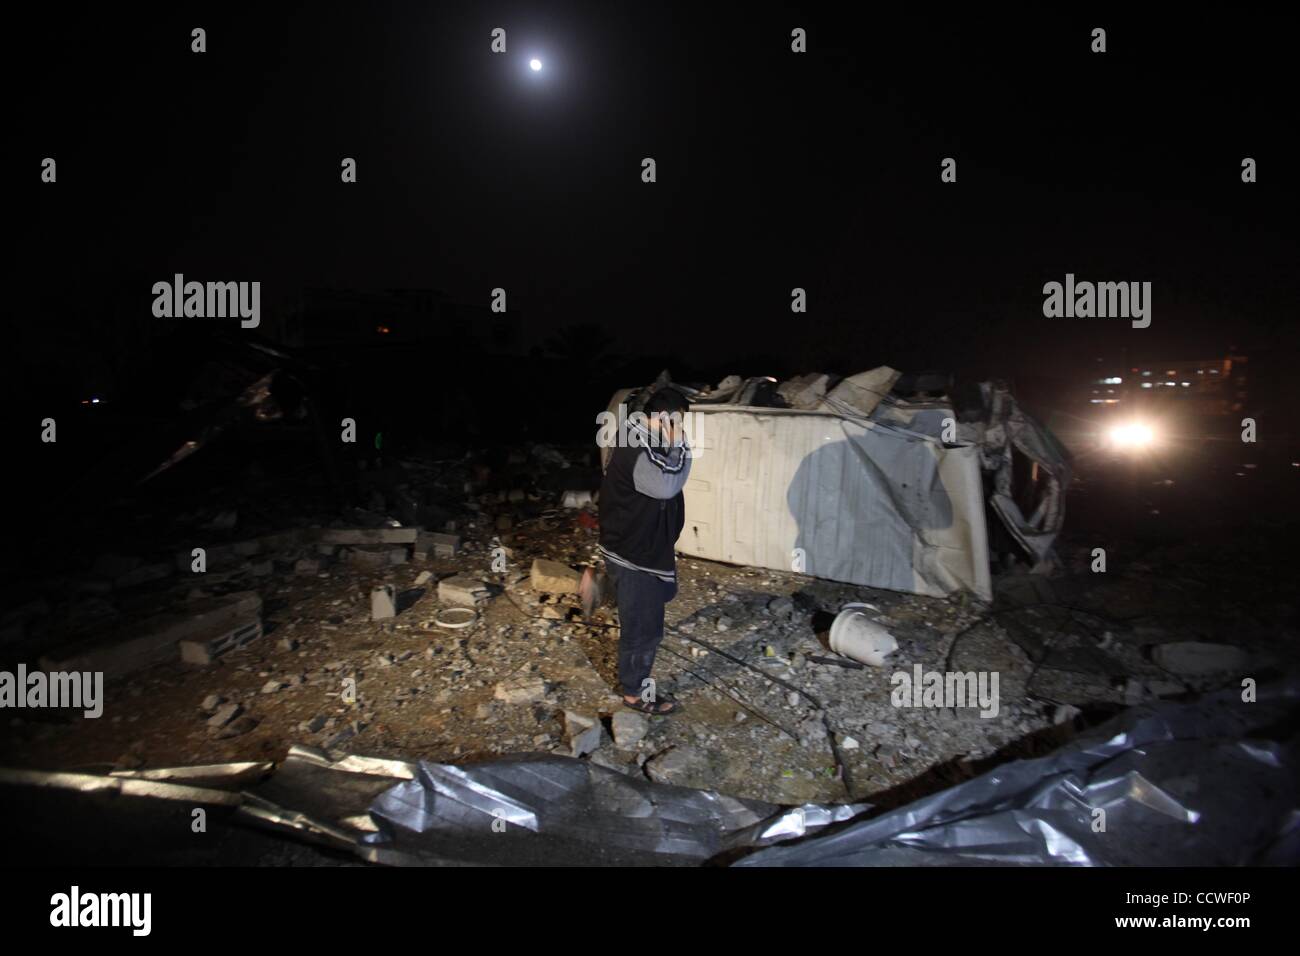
[18, 4, 1299, 406]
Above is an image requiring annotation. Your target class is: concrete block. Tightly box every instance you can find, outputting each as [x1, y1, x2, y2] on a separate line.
[530, 559, 582, 594]
[564, 711, 602, 757]
[371, 585, 397, 620]
[42, 592, 262, 679]
[611, 710, 649, 748]
[439, 575, 489, 606]
[416, 531, 461, 558]
[179, 616, 263, 665]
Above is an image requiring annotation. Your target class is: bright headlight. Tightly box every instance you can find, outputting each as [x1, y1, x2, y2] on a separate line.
[1108, 422, 1155, 448]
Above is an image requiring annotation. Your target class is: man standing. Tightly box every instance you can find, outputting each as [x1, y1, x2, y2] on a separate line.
[597, 387, 692, 715]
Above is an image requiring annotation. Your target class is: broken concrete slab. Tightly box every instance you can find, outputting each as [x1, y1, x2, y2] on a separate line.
[564, 711, 603, 757]
[41, 592, 262, 679]
[346, 548, 391, 571]
[439, 575, 489, 607]
[416, 531, 461, 558]
[531, 559, 582, 594]
[494, 676, 549, 705]
[611, 710, 649, 748]
[207, 702, 243, 729]
[179, 615, 263, 665]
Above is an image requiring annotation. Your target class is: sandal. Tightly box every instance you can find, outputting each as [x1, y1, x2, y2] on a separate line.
[622, 694, 680, 716]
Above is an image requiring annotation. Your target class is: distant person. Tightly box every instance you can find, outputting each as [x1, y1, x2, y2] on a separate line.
[594, 387, 692, 715]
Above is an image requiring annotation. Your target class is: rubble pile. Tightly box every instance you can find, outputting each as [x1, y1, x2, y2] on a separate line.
[2, 430, 1292, 811]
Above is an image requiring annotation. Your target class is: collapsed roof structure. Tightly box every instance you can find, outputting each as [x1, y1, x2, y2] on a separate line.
[605, 368, 1071, 602]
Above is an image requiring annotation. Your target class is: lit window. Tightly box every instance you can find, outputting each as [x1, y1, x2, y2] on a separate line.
[1141, 383, 1152, 389]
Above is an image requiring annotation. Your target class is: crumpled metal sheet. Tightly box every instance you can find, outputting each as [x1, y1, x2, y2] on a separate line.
[735, 677, 1300, 866]
[7, 677, 1294, 866]
[972, 380, 1072, 567]
[362, 754, 870, 865]
[0, 746, 866, 865]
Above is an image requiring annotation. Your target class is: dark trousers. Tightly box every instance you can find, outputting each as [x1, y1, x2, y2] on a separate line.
[608, 562, 677, 697]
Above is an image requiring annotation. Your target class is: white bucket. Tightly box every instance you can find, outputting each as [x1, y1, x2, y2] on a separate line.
[829, 605, 898, 667]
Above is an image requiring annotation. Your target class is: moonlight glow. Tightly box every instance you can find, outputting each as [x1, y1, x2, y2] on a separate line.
[529, 58, 542, 71]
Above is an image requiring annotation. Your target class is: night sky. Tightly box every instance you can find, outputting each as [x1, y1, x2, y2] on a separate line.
[19, 4, 1299, 401]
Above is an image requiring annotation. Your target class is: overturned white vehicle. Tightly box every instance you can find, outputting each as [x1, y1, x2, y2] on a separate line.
[602, 368, 1070, 602]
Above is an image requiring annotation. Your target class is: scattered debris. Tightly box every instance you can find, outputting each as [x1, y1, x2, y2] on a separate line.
[494, 676, 549, 705]
[207, 702, 243, 729]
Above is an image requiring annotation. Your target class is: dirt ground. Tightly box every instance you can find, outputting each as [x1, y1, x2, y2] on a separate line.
[3, 441, 1294, 811]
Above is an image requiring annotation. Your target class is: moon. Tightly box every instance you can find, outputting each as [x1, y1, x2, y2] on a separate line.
[529, 58, 542, 72]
